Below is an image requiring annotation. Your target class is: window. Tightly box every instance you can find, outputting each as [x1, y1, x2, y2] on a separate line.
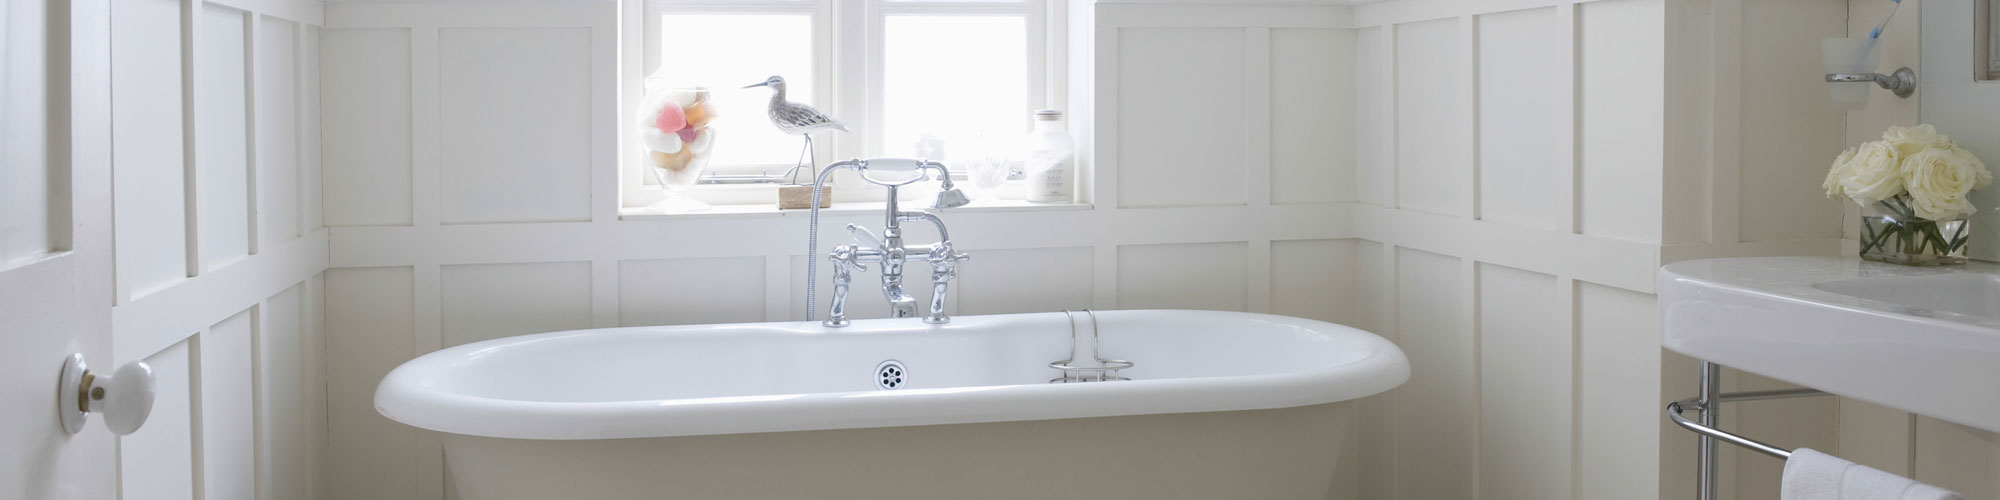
[624, 0, 1060, 209]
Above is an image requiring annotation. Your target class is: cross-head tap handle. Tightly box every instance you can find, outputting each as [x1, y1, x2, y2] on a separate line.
[846, 223, 883, 249]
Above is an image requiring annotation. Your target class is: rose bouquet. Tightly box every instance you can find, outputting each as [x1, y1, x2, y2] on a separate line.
[1825, 124, 1992, 265]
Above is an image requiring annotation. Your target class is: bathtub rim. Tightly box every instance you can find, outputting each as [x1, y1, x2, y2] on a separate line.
[374, 310, 1410, 440]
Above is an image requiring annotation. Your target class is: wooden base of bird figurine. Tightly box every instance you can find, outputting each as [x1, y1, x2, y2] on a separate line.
[777, 185, 832, 210]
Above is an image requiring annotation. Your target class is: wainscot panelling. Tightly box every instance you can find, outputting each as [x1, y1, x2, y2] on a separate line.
[1577, 282, 1659, 499]
[618, 256, 767, 326]
[1353, 25, 1393, 207]
[258, 16, 304, 246]
[1476, 263, 1569, 500]
[437, 27, 595, 224]
[326, 266, 418, 500]
[1348, 0, 1939, 497]
[195, 5, 254, 271]
[952, 246, 1096, 316]
[1270, 29, 1356, 206]
[1116, 242, 1249, 311]
[322, 27, 413, 226]
[1351, 240, 1398, 500]
[1473, 7, 1563, 231]
[1390, 17, 1466, 218]
[1113, 27, 1248, 209]
[200, 308, 258, 500]
[1342, 0, 1801, 498]
[258, 282, 319, 500]
[1390, 247, 1473, 499]
[1667, 1, 1852, 499]
[1575, 0, 1663, 244]
[321, 3, 1361, 498]
[1732, 0, 1844, 244]
[1912, 416, 2000, 498]
[106, 0, 330, 498]
[120, 340, 195, 500]
[1269, 239, 1358, 323]
[1725, 372, 1839, 498]
[442, 262, 594, 346]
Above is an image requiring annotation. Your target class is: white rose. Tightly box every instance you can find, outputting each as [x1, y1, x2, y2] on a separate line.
[1883, 124, 1952, 156]
[1825, 147, 1857, 198]
[1901, 147, 1986, 220]
[1950, 144, 1992, 190]
[1838, 140, 1904, 205]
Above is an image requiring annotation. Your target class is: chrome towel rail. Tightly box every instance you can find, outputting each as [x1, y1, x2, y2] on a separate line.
[1666, 398, 1792, 459]
[1668, 361, 1830, 500]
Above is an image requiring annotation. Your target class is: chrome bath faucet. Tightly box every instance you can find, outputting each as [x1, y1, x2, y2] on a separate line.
[806, 158, 971, 327]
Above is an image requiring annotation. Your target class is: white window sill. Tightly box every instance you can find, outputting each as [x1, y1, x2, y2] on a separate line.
[618, 198, 1092, 221]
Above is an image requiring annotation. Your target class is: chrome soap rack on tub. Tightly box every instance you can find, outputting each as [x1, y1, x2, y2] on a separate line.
[1049, 309, 1134, 383]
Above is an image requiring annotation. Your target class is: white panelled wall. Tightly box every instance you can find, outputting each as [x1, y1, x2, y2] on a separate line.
[1345, 0, 2000, 498]
[92, 0, 1998, 498]
[1347, 1, 1679, 498]
[316, 2, 1360, 499]
[105, 0, 328, 499]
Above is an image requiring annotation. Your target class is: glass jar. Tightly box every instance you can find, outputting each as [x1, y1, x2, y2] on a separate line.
[640, 86, 718, 213]
[1859, 195, 1971, 266]
[1023, 110, 1074, 203]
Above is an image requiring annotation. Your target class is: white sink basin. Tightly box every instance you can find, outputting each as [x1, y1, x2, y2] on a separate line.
[1660, 257, 2000, 433]
[1815, 274, 2000, 322]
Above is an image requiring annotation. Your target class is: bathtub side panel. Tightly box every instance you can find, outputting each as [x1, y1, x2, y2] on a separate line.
[443, 403, 1356, 500]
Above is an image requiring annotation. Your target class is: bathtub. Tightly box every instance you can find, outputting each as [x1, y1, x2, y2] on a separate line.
[375, 310, 1408, 500]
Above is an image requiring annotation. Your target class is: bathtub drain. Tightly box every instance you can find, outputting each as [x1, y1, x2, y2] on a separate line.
[875, 360, 906, 390]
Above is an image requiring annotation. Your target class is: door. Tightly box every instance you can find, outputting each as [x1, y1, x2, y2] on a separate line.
[0, 0, 118, 497]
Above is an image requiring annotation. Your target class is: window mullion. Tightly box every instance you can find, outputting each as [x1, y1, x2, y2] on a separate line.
[1027, 0, 1048, 113]
[650, 0, 821, 10]
[876, 3, 1031, 16]
[857, 0, 885, 161]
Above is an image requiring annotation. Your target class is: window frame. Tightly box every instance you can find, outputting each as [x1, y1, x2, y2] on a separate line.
[621, 0, 1062, 209]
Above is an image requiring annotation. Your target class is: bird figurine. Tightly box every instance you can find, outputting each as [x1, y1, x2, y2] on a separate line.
[744, 75, 848, 180]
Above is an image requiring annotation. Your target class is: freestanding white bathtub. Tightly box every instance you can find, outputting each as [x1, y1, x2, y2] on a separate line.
[375, 310, 1408, 500]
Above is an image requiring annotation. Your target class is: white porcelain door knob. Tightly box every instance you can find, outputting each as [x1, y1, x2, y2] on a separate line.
[58, 354, 157, 436]
[97, 361, 156, 435]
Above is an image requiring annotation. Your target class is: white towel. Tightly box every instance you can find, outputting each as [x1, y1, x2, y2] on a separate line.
[1780, 447, 1963, 500]
[1782, 448, 1848, 500]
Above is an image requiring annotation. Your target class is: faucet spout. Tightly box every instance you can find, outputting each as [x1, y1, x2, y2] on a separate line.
[882, 278, 920, 318]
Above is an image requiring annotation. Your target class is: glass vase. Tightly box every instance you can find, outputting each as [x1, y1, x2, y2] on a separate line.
[1859, 195, 1971, 266]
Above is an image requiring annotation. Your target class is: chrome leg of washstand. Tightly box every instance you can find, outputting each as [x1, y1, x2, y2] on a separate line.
[1697, 360, 1720, 500]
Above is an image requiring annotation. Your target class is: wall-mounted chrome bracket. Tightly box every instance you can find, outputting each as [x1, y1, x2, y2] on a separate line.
[1826, 67, 1918, 98]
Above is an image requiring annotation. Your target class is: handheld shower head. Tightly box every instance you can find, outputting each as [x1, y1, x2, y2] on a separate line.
[931, 183, 972, 209]
[919, 160, 972, 209]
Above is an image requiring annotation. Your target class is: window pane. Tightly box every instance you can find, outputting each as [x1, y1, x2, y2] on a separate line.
[658, 14, 816, 167]
[882, 15, 1028, 161]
